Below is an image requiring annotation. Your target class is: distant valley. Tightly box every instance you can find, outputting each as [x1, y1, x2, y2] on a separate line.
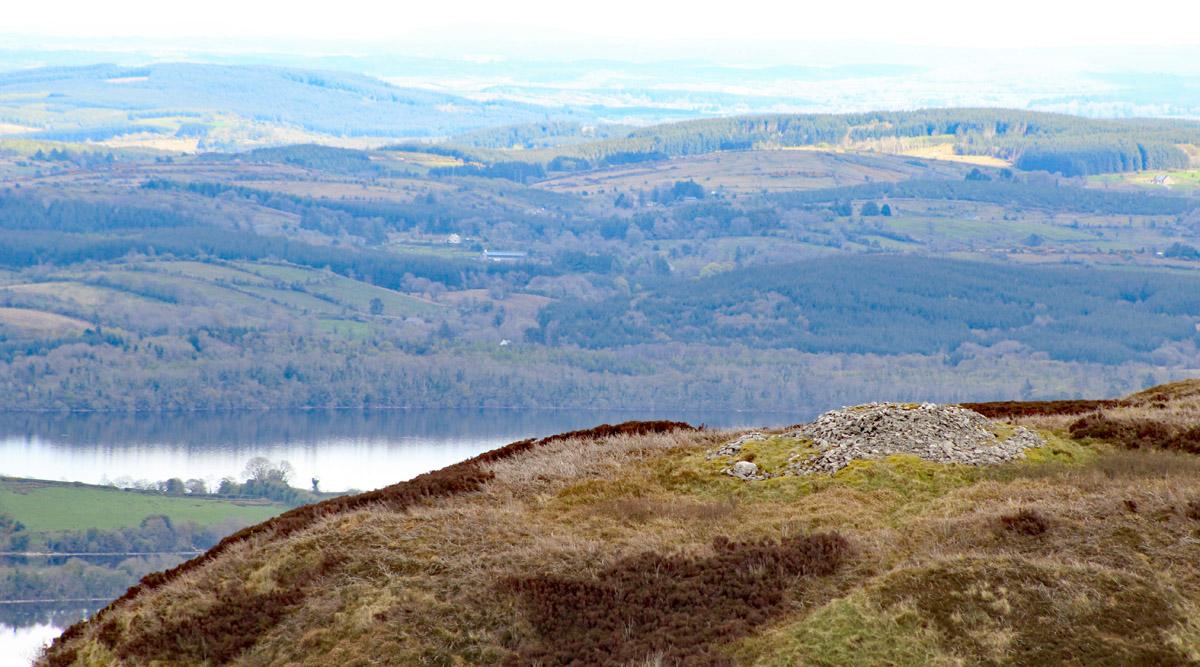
[0, 107, 1199, 410]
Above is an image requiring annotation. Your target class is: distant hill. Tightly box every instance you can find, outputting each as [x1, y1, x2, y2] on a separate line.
[0, 62, 579, 145]
[408, 109, 1200, 178]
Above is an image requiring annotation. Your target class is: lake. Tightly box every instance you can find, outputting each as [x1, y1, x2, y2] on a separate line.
[1, 602, 105, 667]
[0, 406, 819, 665]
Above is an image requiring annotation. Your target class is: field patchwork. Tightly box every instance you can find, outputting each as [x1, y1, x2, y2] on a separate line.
[0, 477, 287, 533]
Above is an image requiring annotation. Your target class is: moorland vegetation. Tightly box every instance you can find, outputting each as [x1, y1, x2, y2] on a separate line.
[37, 381, 1200, 665]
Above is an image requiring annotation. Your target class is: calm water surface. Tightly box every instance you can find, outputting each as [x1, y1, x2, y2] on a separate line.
[0, 406, 820, 664]
[0, 408, 816, 492]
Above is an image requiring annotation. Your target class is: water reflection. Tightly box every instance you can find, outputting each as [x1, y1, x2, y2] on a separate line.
[0, 602, 103, 667]
[0, 408, 814, 492]
[0, 601, 104, 631]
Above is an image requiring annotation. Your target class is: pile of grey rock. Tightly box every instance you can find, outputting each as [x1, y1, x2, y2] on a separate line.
[718, 402, 1045, 479]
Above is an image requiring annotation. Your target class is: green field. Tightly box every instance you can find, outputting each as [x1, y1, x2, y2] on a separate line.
[1090, 169, 1200, 193]
[0, 477, 287, 532]
[232, 261, 325, 284]
[155, 260, 274, 285]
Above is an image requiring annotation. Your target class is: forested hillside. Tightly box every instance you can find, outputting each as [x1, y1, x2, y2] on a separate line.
[403, 109, 1200, 178]
[2, 108, 1200, 411]
[533, 256, 1200, 364]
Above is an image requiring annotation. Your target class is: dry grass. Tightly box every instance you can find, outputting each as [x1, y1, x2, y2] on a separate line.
[533, 149, 966, 196]
[232, 179, 446, 202]
[902, 143, 1013, 167]
[39, 395, 1200, 666]
[2, 282, 134, 308]
[97, 137, 200, 153]
[0, 306, 91, 334]
[0, 121, 37, 135]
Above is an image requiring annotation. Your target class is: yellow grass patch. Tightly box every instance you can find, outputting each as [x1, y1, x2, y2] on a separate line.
[98, 136, 199, 152]
[2, 282, 119, 308]
[0, 307, 90, 334]
[1179, 144, 1200, 166]
[437, 289, 552, 317]
[232, 179, 438, 201]
[536, 149, 928, 195]
[382, 150, 466, 167]
[0, 122, 37, 135]
[903, 143, 1012, 167]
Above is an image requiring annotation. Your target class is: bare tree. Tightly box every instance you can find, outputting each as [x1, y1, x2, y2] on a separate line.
[242, 457, 295, 483]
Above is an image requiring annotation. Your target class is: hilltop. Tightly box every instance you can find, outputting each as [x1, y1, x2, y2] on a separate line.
[39, 381, 1200, 665]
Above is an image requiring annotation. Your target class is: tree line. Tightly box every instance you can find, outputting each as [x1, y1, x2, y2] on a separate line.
[770, 178, 1200, 216]
[532, 255, 1200, 365]
[400, 108, 1200, 177]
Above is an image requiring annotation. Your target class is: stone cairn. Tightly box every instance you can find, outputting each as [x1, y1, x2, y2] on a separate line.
[716, 402, 1046, 479]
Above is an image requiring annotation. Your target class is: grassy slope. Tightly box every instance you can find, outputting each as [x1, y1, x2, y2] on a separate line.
[0, 257, 440, 335]
[533, 148, 975, 195]
[0, 478, 287, 532]
[38, 383, 1200, 666]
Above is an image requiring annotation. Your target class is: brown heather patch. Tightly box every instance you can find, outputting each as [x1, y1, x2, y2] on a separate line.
[966, 382, 1200, 453]
[504, 533, 851, 666]
[1069, 412, 1200, 453]
[962, 399, 1116, 420]
[997, 508, 1049, 536]
[964, 380, 1200, 424]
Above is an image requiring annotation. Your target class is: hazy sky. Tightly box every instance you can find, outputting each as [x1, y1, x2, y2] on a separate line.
[6, 0, 1200, 50]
